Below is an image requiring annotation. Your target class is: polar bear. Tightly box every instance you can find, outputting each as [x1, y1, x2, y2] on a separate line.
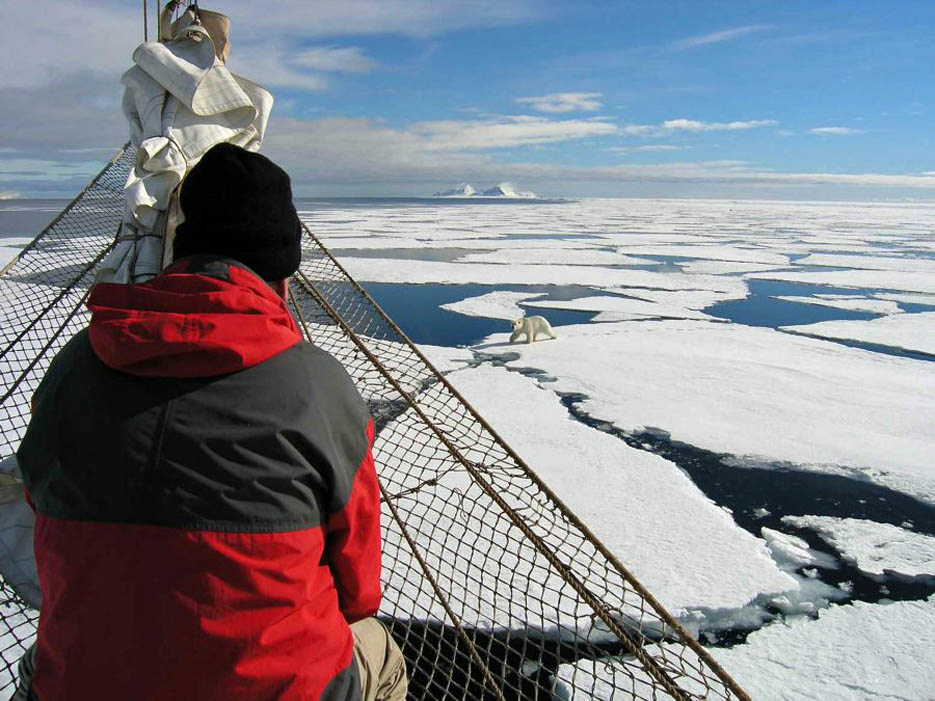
[510, 315, 558, 344]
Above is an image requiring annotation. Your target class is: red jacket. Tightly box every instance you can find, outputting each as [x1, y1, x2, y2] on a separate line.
[18, 256, 381, 700]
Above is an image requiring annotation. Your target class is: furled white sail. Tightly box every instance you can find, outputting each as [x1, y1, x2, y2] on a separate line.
[99, 11, 272, 283]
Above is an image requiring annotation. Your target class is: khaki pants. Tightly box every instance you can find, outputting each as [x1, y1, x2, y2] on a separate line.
[351, 618, 408, 701]
[13, 620, 408, 701]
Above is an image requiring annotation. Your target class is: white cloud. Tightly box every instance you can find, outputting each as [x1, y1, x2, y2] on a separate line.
[222, 0, 547, 38]
[255, 117, 935, 196]
[0, 0, 545, 91]
[291, 47, 376, 73]
[515, 92, 603, 113]
[922, 171, 935, 177]
[622, 119, 778, 137]
[671, 25, 770, 51]
[664, 119, 778, 132]
[608, 145, 688, 154]
[228, 45, 329, 91]
[809, 126, 866, 135]
[409, 115, 619, 150]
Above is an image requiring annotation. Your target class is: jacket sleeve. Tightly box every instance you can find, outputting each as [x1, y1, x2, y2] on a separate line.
[326, 419, 382, 623]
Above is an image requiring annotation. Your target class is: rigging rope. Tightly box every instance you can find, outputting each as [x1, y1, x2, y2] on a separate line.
[0, 145, 751, 700]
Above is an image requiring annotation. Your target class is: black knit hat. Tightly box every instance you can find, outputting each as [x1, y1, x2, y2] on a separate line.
[173, 143, 302, 281]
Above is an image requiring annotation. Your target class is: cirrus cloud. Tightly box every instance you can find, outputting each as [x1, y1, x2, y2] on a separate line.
[622, 119, 778, 137]
[515, 92, 603, 113]
[409, 115, 618, 150]
[809, 126, 865, 135]
[671, 25, 770, 51]
[291, 47, 377, 74]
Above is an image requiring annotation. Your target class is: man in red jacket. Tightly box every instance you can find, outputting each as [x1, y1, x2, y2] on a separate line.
[15, 143, 407, 700]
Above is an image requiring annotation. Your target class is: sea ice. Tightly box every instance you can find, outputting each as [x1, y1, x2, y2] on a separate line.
[748, 268, 935, 295]
[760, 528, 838, 572]
[874, 291, 935, 307]
[676, 260, 785, 275]
[438, 365, 796, 614]
[774, 295, 902, 315]
[457, 248, 653, 267]
[782, 515, 935, 580]
[415, 344, 475, 373]
[613, 244, 790, 266]
[558, 596, 935, 700]
[705, 596, 935, 700]
[0, 237, 31, 271]
[796, 253, 935, 274]
[477, 320, 935, 504]
[524, 295, 714, 322]
[440, 290, 545, 321]
[338, 257, 747, 293]
[781, 311, 935, 356]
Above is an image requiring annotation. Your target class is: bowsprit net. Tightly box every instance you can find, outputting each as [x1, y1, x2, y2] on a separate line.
[0, 145, 749, 700]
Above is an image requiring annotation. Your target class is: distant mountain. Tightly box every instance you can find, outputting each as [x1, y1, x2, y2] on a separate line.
[480, 182, 538, 199]
[432, 182, 540, 199]
[433, 183, 477, 197]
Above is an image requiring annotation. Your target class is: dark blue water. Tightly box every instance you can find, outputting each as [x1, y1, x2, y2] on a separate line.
[361, 282, 600, 347]
[708, 280, 879, 327]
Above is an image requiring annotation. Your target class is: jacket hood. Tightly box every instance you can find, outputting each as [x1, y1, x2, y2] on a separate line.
[88, 257, 301, 377]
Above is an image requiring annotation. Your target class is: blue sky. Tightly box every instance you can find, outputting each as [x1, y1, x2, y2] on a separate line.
[1, 0, 933, 199]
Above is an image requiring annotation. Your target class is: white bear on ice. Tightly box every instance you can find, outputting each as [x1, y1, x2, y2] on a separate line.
[510, 316, 558, 344]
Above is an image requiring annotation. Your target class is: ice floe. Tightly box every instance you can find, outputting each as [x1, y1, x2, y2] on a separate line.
[748, 268, 935, 295]
[761, 528, 839, 572]
[457, 248, 653, 267]
[874, 291, 935, 307]
[524, 295, 714, 322]
[707, 596, 935, 700]
[339, 257, 748, 294]
[0, 236, 31, 270]
[558, 596, 935, 700]
[438, 364, 796, 613]
[797, 253, 935, 274]
[676, 260, 784, 275]
[776, 295, 902, 314]
[783, 516, 935, 580]
[478, 320, 935, 504]
[441, 290, 544, 321]
[614, 244, 790, 266]
[781, 311, 935, 356]
[774, 295, 902, 315]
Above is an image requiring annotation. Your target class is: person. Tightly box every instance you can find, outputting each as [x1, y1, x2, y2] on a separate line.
[14, 143, 407, 701]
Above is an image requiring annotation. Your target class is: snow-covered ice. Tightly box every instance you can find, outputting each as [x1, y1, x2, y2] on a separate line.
[774, 295, 903, 315]
[457, 247, 652, 267]
[339, 257, 748, 295]
[748, 268, 935, 294]
[433, 365, 797, 613]
[559, 596, 935, 700]
[0, 237, 30, 271]
[613, 244, 790, 266]
[781, 311, 935, 356]
[783, 516, 935, 580]
[478, 320, 935, 504]
[524, 295, 714, 321]
[675, 260, 783, 275]
[760, 528, 839, 572]
[874, 291, 935, 307]
[440, 290, 545, 320]
[707, 597, 935, 700]
[796, 253, 935, 274]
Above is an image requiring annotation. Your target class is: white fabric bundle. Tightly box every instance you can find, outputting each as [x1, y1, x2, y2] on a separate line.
[99, 19, 273, 283]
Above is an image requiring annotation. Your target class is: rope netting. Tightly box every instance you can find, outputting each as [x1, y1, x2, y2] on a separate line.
[0, 146, 749, 700]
